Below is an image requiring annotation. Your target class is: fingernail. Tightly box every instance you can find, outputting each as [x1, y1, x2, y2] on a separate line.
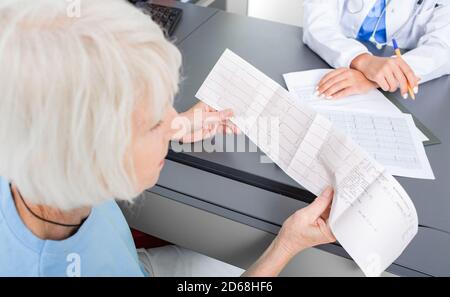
[326, 96, 333, 100]
[320, 94, 325, 99]
[314, 91, 320, 96]
[315, 86, 319, 90]
[402, 93, 408, 99]
[413, 86, 418, 94]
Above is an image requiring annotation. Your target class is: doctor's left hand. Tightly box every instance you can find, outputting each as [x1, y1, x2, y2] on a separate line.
[316, 68, 378, 100]
[171, 101, 240, 143]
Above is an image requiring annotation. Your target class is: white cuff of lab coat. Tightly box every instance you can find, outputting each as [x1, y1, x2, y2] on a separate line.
[402, 48, 450, 84]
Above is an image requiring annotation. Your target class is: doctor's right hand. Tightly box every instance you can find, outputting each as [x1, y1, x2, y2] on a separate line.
[351, 53, 420, 99]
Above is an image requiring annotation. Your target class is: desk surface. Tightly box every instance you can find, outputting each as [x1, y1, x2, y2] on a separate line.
[148, 3, 450, 276]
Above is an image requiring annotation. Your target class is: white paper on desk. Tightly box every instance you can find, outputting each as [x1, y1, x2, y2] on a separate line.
[283, 69, 429, 142]
[315, 107, 434, 179]
[195, 49, 419, 276]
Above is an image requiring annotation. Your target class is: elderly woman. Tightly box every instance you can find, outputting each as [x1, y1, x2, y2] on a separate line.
[0, 0, 335, 277]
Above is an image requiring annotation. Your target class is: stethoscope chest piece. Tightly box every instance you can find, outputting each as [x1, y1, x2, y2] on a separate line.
[370, 35, 385, 49]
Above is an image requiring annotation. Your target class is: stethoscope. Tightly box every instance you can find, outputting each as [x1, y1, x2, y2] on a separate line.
[346, 0, 427, 49]
[367, 0, 393, 49]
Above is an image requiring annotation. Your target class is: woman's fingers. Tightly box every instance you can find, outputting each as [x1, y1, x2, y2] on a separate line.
[307, 186, 334, 220]
[181, 126, 206, 143]
[377, 75, 390, 92]
[384, 68, 398, 92]
[219, 122, 236, 134]
[376, 58, 419, 96]
[330, 87, 354, 99]
[201, 119, 239, 139]
[321, 79, 352, 98]
[320, 203, 332, 221]
[317, 68, 348, 90]
[396, 57, 419, 92]
[202, 122, 220, 140]
[317, 218, 336, 242]
[224, 120, 241, 134]
[202, 109, 234, 127]
[317, 74, 348, 97]
[204, 110, 237, 134]
[224, 121, 242, 134]
[213, 108, 234, 121]
[180, 103, 237, 143]
[392, 64, 409, 98]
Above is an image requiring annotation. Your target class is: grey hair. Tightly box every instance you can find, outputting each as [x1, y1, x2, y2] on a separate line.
[0, 0, 181, 210]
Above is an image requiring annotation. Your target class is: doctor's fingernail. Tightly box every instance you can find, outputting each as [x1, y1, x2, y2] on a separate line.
[326, 96, 333, 100]
[402, 93, 408, 99]
[320, 94, 325, 99]
[413, 86, 419, 94]
[314, 91, 320, 96]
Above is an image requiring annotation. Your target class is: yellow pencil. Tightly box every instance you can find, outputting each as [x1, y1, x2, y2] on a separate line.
[393, 39, 415, 100]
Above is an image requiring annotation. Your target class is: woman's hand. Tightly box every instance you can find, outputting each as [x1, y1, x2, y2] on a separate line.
[316, 68, 378, 99]
[171, 101, 240, 144]
[351, 53, 420, 98]
[242, 187, 336, 277]
[276, 186, 336, 258]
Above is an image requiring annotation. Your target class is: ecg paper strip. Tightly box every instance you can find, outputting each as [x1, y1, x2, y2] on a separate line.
[283, 69, 430, 143]
[196, 49, 418, 276]
[317, 109, 434, 179]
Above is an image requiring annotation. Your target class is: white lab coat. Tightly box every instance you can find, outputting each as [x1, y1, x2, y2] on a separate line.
[303, 0, 450, 83]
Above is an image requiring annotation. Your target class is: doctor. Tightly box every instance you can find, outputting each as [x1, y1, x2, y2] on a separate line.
[303, 0, 450, 100]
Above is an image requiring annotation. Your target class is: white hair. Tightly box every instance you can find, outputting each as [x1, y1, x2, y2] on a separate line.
[0, 0, 182, 210]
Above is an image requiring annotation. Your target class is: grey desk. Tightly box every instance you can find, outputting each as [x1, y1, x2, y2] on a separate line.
[122, 2, 450, 277]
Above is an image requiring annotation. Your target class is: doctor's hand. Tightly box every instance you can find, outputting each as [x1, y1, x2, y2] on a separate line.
[171, 101, 240, 144]
[316, 68, 378, 99]
[351, 53, 420, 99]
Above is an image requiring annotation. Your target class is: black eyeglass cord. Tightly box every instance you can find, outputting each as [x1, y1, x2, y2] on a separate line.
[9, 183, 85, 228]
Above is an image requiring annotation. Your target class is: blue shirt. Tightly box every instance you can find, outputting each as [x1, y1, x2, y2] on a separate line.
[0, 177, 147, 276]
[357, 0, 387, 45]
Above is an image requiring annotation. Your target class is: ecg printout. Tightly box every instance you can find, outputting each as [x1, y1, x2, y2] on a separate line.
[318, 108, 434, 179]
[283, 69, 429, 143]
[196, 49, 419, 276]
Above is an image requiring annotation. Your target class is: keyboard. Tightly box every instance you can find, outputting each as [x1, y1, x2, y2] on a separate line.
[130, 1, 183, 37]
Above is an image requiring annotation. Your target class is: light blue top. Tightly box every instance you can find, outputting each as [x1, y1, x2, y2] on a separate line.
[0, 176, 147, 276]
[357, 0, 387, 45]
